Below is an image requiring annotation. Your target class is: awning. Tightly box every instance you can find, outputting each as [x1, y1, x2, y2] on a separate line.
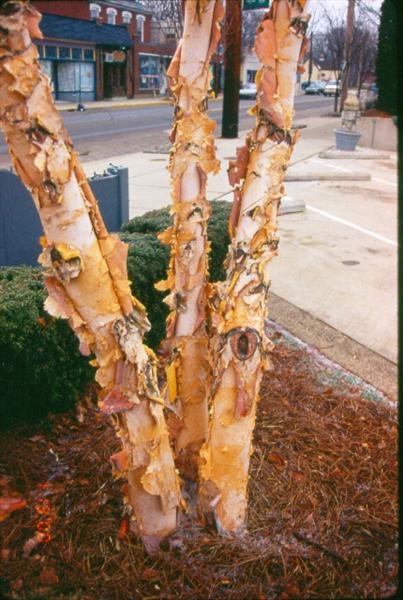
[39, 14, 134, 48]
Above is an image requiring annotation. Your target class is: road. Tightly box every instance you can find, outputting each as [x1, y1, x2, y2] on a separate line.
[0, 95, 333, 166]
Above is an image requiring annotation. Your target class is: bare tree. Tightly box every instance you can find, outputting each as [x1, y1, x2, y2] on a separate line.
[138, 0, 184, 42]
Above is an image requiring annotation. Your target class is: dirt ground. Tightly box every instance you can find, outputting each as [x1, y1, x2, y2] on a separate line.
[0, 333, 398, 600]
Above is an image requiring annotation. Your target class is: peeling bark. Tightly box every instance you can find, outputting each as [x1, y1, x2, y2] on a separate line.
[200, 0, 311, 533]
[0, 1, 180, 552]
[157, 0, 223, 476]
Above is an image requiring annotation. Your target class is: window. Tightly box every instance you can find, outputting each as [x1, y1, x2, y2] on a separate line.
[247, 69, 257, 83]
[136, 15, 145, 42]
[72, 48, 81, 60]
[89, 3, 101, 19]
[122, 11, 132, 24]
[39, 60, 54, 91]
[59, 47, 71, 60]
[58, 62, 95, 93]
[37, 45, 44, 58]
[45, 45, 57, 59]
[107, 7, 117, 25]
[139, 54, 160, 90]
[83, 49, 95, 61]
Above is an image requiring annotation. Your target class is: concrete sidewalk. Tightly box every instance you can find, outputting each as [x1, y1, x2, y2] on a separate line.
[82, 115, 398, 399]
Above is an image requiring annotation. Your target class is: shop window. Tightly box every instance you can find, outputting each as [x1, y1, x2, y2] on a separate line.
[72, 48, 81, 60]
[58, 62, 95, 93]
[122, 11, 132, 24]
[39, 59, 54, 91]
[247, 69, 257, 83]
[107, 7, 117, 25]
[83, 49, 95, 61]
[45, 45, 57, 59]
[139, 54, 160, 90]
[136, 15, 145, 42]
[59, 47, 71, 60]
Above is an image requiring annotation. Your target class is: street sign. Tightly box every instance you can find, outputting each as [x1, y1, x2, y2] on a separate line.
[243, 0, 269, 10]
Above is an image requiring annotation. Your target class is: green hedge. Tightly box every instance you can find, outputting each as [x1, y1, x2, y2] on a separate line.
[0, 201, 231, 428]
[0, 267, 94, 429]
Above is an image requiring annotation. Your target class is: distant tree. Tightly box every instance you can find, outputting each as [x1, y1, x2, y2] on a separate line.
[138, 0, 184, 42]
[376, 0, 397, 115]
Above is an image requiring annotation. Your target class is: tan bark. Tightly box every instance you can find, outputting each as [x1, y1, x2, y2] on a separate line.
[200, 0, 311, 533]
[157, 0, 223, 476]
[0, 2, 180, 552]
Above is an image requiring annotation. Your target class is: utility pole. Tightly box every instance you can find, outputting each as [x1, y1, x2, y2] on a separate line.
[308, 30, 313, 84]
[221, 0, 242, 138]
[340, 0, 355, 111]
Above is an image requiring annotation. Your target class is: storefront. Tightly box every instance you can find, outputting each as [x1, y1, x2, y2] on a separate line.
[37, 43, 96, 102]
[38, 13, 134, 101]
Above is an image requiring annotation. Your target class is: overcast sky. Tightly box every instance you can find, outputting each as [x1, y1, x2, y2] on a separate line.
[309, 0, 383, 30]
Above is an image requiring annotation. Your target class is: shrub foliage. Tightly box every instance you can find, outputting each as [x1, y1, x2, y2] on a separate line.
[0, 201, 231, 427]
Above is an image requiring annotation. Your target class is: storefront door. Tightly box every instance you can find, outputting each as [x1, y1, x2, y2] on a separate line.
[103, 62, 126, 98]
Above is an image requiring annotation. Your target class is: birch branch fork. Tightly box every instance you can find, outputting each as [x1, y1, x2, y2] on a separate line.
[200, 0, 311, 533]
[0, 1, 180, 553]
[157, 0, 223, 476]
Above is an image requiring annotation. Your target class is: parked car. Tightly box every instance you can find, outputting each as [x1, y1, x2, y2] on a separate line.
[239, 83, 256, 99]
[323, 80, 340, 96]
[301, 81, 310, 91]
[304, 81, 325, 95]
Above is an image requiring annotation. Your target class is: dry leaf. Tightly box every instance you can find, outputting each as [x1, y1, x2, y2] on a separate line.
[39, 567, 59, 586]
[267, 451, 287, 469]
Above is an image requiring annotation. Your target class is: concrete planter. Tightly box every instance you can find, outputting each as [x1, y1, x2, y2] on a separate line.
[358, 116, 397, 151]
[334, 128, 361, 151]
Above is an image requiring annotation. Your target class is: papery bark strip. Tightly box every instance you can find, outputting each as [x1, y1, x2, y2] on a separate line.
[157, 0, 223, 476]
[200, 0, 311, 533]
[0, 1, 180, 552]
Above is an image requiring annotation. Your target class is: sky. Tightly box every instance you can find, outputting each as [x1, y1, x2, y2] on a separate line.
[309, 0, 383, 31]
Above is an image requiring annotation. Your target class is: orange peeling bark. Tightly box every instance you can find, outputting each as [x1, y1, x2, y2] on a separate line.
[0, 1, 180, 552]
[200, 0, 311, 533]
[157, 0, 223, 476]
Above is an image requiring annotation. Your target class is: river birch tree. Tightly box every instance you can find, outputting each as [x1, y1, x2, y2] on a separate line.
[0, 0, 310, 546]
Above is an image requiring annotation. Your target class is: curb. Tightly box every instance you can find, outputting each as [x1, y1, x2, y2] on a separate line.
[319, 150, 391, 160]
[285, 172, 371, 182]
[267, 292, 397, 403]
[56, 96, 223, 112]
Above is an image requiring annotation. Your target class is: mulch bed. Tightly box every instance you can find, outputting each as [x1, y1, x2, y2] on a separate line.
[0, 337, 398, 599]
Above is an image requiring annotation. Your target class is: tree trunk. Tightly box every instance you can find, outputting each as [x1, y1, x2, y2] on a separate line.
[157, 0, 223, 477]
[200, 0, 311, 533]
[0, 2, 180, 553]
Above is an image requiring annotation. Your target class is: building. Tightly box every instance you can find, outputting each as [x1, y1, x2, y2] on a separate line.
[32, 0, 176, 101]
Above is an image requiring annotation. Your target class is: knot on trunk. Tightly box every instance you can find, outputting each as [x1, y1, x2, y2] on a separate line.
[227, 327, 260, 361]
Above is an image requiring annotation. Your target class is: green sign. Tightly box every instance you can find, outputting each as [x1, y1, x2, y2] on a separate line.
[243, 0, 270, 10]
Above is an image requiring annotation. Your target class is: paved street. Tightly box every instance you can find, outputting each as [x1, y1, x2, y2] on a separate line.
[0, 95, 333, 166]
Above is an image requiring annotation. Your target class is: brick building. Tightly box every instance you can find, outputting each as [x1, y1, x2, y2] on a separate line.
[32, 0, 177, 101]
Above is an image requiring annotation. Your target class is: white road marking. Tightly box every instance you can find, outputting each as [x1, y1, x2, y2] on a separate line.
[305, 204, 397, 246]
[312, 159, 397, 187]
[312, 159, 352, 173]
[372, 177, 398, 187]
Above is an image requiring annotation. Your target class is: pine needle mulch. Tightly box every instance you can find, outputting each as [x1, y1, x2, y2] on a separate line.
[0, 336, 398, 600]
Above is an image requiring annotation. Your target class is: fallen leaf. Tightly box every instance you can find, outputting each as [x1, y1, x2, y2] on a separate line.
[117, 517, 129, 539]
[141, 567, 159, 581]
[1, 548, 10, 560]
[23, 532, 46, 557]
[290, 470, 305, 483]
[39, 567, 59, 586]
[0, 496, 27, 521]
[268, 451, 287, 469]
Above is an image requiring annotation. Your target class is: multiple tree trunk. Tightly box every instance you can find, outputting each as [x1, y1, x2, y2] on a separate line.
[0, 1, 180, 553]
[0, 0, 310, 549]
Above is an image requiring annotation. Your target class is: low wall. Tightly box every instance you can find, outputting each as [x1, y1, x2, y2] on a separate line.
[359, 117, 397, 152]
[0, 166, 129, 267]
